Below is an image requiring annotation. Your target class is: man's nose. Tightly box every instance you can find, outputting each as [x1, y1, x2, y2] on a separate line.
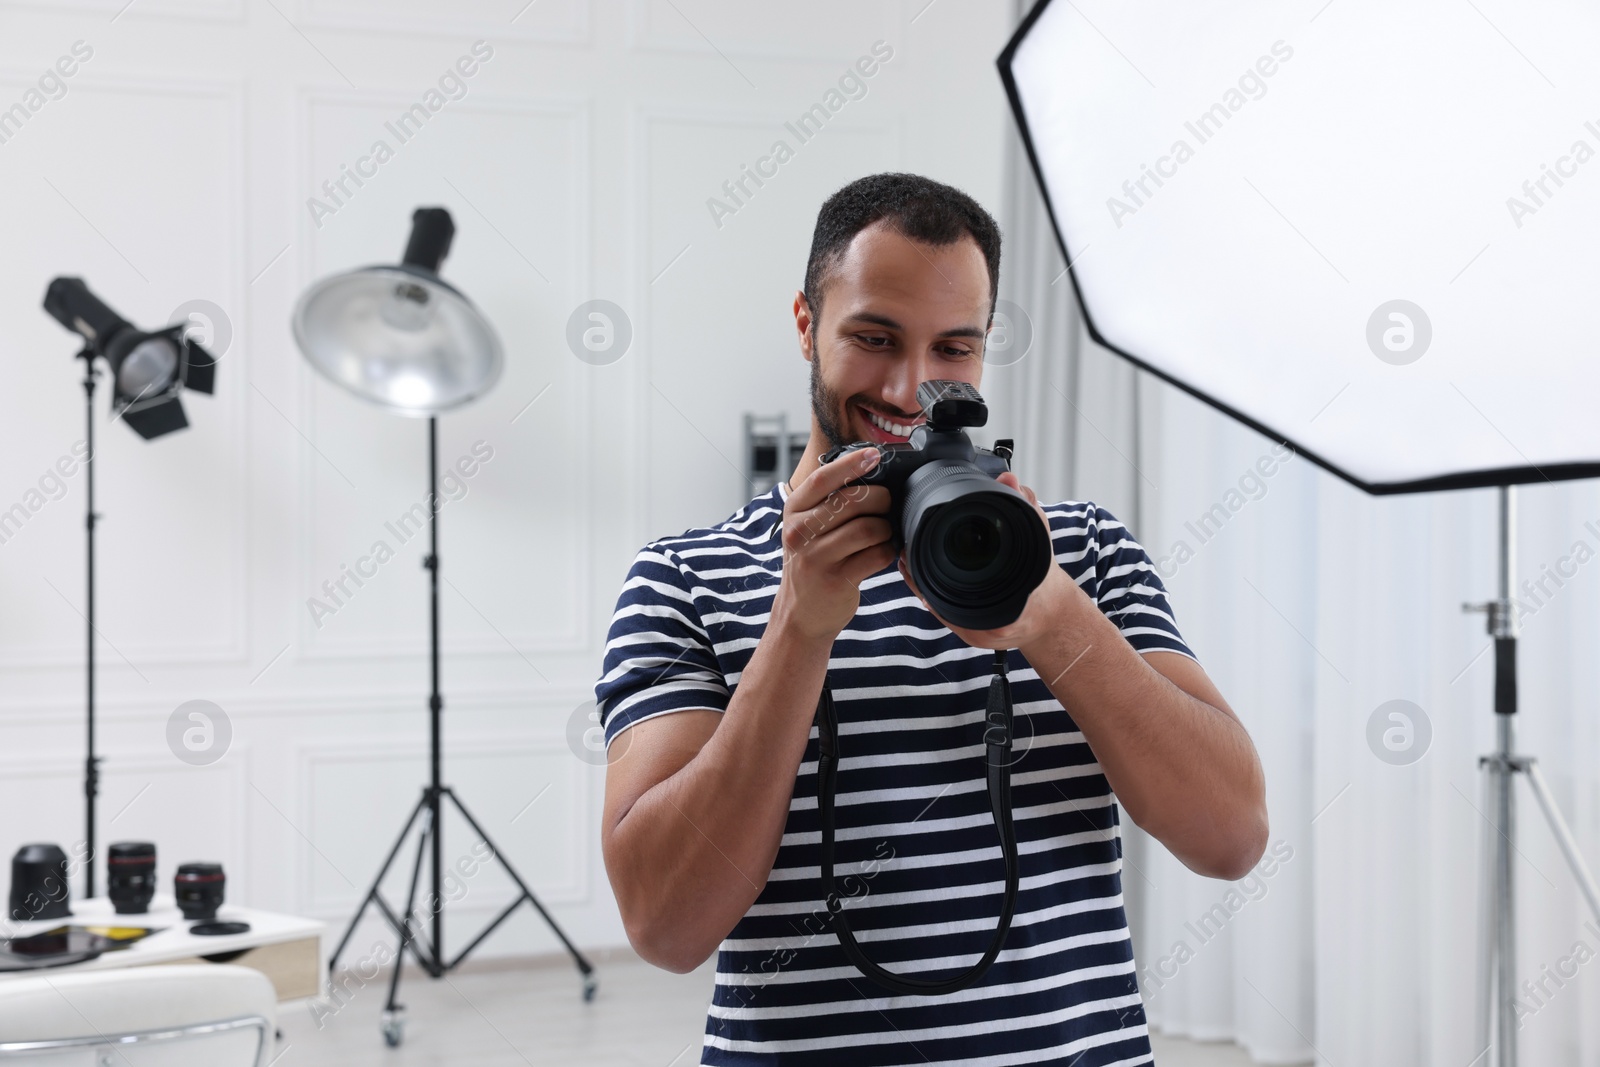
[883, 353, 938, 417]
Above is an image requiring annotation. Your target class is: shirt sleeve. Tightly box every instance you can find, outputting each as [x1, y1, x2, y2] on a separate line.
[593, 543, 731, 748]
[1069, 502, 1199, 662]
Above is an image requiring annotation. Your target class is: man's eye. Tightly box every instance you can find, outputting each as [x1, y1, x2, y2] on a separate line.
[942, 347, 973, 358]
[859, 335, 892, 348]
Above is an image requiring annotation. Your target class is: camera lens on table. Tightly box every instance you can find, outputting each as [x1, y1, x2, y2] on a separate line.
[108, 841, 157, 915]
[174, 861, 225, 922]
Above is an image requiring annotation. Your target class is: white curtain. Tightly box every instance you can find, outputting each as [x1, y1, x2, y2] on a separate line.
[1143, 380, 1600, 1066]
[1137, 386, 1316, 1063]
[993, 3, 1600, 1060]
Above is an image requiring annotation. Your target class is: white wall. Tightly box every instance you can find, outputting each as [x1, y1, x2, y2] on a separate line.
[0, 0, 1014, 961]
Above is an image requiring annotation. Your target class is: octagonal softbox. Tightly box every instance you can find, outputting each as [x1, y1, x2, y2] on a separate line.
[1000, 0, 1600, 495]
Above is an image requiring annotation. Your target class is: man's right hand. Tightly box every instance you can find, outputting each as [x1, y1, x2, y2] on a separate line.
[775, 446, 896, 643]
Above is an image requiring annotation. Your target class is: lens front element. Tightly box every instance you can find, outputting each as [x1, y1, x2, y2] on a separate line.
[937, 508, 1007, 577]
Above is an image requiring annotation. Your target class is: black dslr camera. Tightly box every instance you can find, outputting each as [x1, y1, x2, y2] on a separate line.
[821, 380, 1054, 630]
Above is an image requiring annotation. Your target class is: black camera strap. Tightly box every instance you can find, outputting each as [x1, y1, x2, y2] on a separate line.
[813, 649, 1019, 996]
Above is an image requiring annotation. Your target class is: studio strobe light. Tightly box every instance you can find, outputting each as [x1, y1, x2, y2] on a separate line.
[292, 208, 500, 417]
[293, 206, 593, 1048]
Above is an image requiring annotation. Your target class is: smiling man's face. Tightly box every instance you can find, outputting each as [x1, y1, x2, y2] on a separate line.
[793, 218, 993, 474]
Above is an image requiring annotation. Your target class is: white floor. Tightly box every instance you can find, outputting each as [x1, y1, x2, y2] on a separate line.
[273, 951, 1257, 1066]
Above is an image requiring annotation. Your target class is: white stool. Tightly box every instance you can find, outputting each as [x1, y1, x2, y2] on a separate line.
[0, 963, 276, 1066]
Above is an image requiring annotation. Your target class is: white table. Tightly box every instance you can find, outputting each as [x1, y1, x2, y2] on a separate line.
[1, 896, 324, 1001]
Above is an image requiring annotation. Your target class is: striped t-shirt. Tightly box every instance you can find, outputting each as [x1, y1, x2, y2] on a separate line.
[594, 479, 1197, 1067]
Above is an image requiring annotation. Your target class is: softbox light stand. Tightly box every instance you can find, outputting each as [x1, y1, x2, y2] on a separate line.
[1467, 488, 1600, 1066]
[298, 207, 593, 1048]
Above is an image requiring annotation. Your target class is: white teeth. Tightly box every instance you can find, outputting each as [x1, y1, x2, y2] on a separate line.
[865, 409, 915, 438]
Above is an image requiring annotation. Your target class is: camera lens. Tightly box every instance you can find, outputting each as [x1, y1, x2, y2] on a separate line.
[938, 509, 1006, 575]
[901, 463, 1053, 630]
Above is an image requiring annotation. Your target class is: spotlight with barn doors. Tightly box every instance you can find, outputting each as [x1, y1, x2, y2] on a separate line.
[45, 277, 216, 439]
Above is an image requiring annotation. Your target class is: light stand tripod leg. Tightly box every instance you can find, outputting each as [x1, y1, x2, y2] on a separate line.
[1523, 761, 1600, 927]
[328, 790, 431, 974]
[370, 895, 439, 974]
[1476, 759, 1497, 1063]
[441, 787, 596, 996]
[379, 801, 434, 1047]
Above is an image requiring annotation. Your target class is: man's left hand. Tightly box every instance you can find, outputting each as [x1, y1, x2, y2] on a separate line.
[897, 472, 1081, 651]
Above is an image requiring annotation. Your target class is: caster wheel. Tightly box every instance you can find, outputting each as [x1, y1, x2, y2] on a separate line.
[582, 976, 598, 1002]
[381, 1009, 406, 1047]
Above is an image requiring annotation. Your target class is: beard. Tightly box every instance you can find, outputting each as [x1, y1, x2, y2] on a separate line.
[809, 344, 855, 451]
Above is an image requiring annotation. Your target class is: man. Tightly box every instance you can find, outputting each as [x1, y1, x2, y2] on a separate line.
[594, 172, 1268, 1066]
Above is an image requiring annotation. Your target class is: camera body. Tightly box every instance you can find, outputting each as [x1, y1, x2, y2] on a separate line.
[822, 381, 1013, 547]
[821, 380, 1053, 630]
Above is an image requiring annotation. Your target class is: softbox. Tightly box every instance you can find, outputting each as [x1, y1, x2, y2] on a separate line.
[1000, 0, 1600, 494]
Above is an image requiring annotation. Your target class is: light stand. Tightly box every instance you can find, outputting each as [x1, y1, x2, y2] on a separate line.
[79, 351, 99, 899]
[297, 207, 593, 1048]
[1467, 487, 1600, 1066]
[325, 417, 596, 1047]
[42, 276, 217, 901]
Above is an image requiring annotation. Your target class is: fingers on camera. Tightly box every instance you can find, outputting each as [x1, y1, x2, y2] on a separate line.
[795, 447, 879, 511]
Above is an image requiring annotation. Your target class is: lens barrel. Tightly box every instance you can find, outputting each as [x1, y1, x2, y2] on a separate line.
[902, 462, 1053, 630]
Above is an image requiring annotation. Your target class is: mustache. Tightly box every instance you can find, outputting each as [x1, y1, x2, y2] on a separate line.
[852, 399, 921, 421]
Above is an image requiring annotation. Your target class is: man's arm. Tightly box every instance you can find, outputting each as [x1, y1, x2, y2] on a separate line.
[896, 478, 1269, 880]
[600, 445, 897, 973]
[601, 606, 834, 974]
[1016, 575, 1268, 880]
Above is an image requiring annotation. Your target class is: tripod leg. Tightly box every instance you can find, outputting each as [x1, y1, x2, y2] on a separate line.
[329, 791, 430, 974]
[385, 802, 435, 1020]
[1475, 760, 1497, 1064]
[373, 893, 439, 972]
[1523, 761, 1600, 927]
[441, 789, 596, 984]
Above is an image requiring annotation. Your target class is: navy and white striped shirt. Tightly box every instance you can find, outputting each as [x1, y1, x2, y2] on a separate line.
[595, 480, 1196, 1066]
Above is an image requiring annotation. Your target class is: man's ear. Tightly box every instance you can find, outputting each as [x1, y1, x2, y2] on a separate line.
[793, 289, 815, 361]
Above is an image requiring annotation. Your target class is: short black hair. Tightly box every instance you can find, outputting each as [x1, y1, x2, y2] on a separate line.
[802, 172, 1002, 322]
